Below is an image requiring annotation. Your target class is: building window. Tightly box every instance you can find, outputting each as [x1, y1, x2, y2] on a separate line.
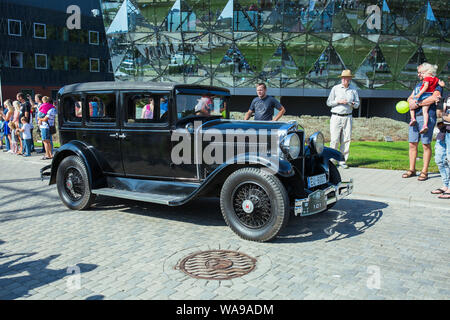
[34, 23, 46, 39]
[90, 58, 100, 72]
[9, 52, 23, 68]
[8, 19, 21, 36]
[35, 54, 48, 69]
[89, 31, 99, 45]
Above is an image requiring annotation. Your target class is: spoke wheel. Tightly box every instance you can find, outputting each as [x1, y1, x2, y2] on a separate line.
[220, 167, 289, 242]
[56, 155, 96, 210]
[232, 182, 272, 229]
[63, 167, 85, 202]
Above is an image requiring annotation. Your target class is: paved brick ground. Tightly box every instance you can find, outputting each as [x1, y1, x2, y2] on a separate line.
[0, 152, 449, 300]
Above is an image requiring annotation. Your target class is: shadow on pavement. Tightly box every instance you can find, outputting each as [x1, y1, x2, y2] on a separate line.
[92, 196, 226, 227]
[0, 241, 97, 300]
[276, 199, 387, 244]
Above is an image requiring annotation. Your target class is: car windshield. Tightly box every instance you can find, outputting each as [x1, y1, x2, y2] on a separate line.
[176, 91, 229, 120]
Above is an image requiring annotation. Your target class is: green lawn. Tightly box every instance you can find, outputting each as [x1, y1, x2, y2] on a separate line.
[342, 141, 438, 173]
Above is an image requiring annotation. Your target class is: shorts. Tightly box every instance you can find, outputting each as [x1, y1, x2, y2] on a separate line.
[41, 127, 50, 141]
[408, 114, 436, 145]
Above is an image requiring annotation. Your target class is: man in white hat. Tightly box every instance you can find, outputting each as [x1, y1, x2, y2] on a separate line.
[326, 69, 360, 168]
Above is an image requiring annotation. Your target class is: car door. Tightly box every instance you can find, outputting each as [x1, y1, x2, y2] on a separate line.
[81, 91, 124, 175]
[120, 91, 174, 179]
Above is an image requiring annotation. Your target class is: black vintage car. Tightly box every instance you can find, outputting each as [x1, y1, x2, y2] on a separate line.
[41, 82, 353, 242]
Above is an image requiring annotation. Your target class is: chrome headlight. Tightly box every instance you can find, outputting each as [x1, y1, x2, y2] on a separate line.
[280, 133, 301, 159]
[309, 132, 324, 155]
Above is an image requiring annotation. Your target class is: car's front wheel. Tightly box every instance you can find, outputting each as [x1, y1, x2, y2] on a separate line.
[220, 167, 290, 242]
[56, 155, 96, 210]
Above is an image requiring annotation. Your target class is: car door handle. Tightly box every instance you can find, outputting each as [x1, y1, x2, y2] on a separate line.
[109, 133, 119, 139]
[118, 133, 127, 139]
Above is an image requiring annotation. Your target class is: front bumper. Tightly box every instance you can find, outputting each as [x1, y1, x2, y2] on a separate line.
[294, 179, 353, 216]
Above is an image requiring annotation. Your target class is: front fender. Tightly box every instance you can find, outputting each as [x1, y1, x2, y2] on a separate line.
[322, 146, 344, 163]
[178, 154, 294, 204]
[48, 141, 105, 188]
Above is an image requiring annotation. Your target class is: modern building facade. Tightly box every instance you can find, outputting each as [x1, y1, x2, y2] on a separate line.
[0, 0, 113, 102]
[99, 0, 449, 119]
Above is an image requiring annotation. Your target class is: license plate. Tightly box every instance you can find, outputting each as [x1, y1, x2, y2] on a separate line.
[307, 173, 327, 188]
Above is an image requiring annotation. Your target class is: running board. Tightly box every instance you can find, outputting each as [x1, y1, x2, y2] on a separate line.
[91, 188, 187, 206]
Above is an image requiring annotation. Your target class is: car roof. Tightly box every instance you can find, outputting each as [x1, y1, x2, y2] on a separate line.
[60, 81, 230, 95]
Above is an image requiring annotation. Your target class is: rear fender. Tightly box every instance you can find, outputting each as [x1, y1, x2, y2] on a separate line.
[49, 141, 105, 188]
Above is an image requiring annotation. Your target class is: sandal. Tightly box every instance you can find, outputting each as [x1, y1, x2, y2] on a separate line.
[417, 172, 428, 181]
[431, 188, 447, 194]
[438, 192, 450, 199]
[402, 170, 416, 178]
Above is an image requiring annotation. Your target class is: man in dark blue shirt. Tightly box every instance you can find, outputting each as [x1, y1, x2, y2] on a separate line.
[244, 83, 286, 121]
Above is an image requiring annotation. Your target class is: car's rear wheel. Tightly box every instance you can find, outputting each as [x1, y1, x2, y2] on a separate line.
[220, 167, 289, 242]
[56, 155, 96, 210]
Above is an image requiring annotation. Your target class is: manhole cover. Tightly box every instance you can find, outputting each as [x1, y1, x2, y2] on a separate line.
[177, 250, 257, 280]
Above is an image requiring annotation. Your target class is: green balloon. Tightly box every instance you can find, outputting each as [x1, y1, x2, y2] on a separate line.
[396, 100, 410, 114]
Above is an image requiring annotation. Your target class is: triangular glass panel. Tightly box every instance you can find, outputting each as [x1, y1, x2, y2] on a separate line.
[301, 0, 328, 31]
[106, 33, 128, 72]
[308, 0, 334, 33]
[181, 0, 212, 30]
[355, 46, 393, 88]
[261, 44, 298, 88]
[331, 9, 354, 34]
[100, 0, 123, 31]
[306, 46, 345, 82]
[259, 1, 284, 33]
[422, 38, 449, 75]
[378, 36, 417, 77]
[284, 34, 307, 77]
[213, 0, 234, 32]
[184, 33, 212, 73]
[106, 0, 129, 34]
[234, 3, 260, 32]
[405, 2, 443, 39]
[334, 34, 376, 73]
[282, 6, 306, 32]
[344, 4, 364, 33]
[161, 0, 197, 32]
[235, 33, 278, 74]
[117, 0, 155, 34]
[305, 34, 329, 79]
[352, 79, 368, 90]
[115, 48, 137, 77]
[137, 0, 177, 30]
[379, 0, 398, 35]
[398, 47, 427, 82]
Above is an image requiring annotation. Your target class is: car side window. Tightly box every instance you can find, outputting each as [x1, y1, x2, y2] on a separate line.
[86, 93, 116, 123]
[62, 94, 82, 123]
[125, 93, 169, 124]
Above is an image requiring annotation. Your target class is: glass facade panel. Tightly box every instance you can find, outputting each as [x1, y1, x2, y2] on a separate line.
[101, 0, 450, 91]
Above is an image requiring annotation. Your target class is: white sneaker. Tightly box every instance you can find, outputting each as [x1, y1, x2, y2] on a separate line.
[339, 162, 349, 169]
[7, 150, 14, 154]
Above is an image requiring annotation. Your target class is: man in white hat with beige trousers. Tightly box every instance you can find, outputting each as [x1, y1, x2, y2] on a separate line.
[326, 69, 360, 169]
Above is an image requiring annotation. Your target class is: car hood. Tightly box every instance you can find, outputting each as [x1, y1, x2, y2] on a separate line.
[199, 119, 297, 134]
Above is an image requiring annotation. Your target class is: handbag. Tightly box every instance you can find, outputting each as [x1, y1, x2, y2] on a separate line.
[49, 125, 56, 135]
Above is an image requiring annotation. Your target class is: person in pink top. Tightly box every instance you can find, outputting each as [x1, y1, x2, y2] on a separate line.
[141, 97, 154, 119]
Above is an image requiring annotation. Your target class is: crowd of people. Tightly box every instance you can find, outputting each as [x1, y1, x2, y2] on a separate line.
[0, 93, 57, 160]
